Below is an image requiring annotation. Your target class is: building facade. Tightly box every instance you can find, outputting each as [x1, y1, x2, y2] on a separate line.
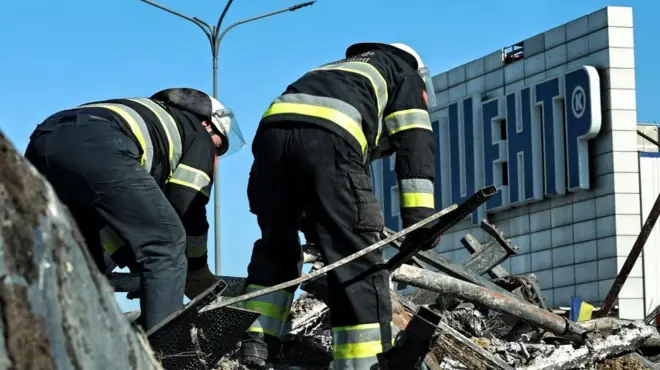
[371, 6, 659, 319]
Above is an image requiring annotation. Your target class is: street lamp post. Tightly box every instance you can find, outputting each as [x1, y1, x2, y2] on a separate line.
[140, 0, 316, 275]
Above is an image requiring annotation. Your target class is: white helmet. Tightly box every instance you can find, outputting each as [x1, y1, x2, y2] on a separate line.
[389, 43, 437, 109]
[389, 43, 425, 69]
[151, 87, 246, 157]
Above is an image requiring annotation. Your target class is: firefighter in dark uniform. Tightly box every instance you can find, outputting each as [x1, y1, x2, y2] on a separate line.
[24, 87, 245, 331]
[241, 42, 439, 369]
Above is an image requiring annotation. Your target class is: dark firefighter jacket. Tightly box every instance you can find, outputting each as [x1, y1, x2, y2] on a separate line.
[259, 45, 436, 228]
[52, 97, 216, 263]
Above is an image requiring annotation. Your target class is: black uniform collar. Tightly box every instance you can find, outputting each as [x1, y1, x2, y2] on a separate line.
[345, 42, 419, 70]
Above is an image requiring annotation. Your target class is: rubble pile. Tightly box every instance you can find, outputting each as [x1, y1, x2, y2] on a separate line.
[215, 289, 660, 369]
[211, 218, 660, 370]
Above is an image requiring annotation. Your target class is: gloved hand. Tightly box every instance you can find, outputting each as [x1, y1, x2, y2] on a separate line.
[185, 265, 219, 300]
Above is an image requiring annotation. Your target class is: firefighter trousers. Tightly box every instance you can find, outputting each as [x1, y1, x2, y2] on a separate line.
[245, 123, 392, 369]
[24, 113, 187, 331]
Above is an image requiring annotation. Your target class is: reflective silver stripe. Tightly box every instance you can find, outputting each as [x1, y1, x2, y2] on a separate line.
[79, 102, 155, 172]
[247, 315, 287, 338]
[332, 357, 380, 370]
[332, 325, 382, 345]
[383, 108, 432, 135]
[168, 164, 212, 197]
[273, 93, 363, 126]
[186, 234, 207, 258]
[243, 284, 294, 338]
[264, 93, 368, 157]
[399, 178, 434, 195]
[313, 61, 389, 146]
[332, 323, 384, 367]
[127, 98, 183, 174]
[313, 61, 388, 118]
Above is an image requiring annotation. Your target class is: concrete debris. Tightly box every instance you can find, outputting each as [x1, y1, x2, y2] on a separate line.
[5, 126, 660, 370]
[210, 222, 660, 370]
[211, 233, 660, 369]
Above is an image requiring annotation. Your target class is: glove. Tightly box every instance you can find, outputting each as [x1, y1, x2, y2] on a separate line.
[185, 265, 219, 300]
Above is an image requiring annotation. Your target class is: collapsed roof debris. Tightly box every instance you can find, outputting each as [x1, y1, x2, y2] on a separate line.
[4, 126, 660, 370]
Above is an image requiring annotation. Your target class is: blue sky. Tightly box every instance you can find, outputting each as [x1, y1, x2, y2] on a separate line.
[1, 0, 658, 312]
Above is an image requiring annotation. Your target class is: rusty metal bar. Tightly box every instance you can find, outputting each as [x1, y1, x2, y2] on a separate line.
[391, 265, 590, 344]
[413, 249, 524, 301]
[202, 203, 460, 311]
[386, 186, 498, 270]
[463, 235, 516, 278]
[599, 191, 660, 317]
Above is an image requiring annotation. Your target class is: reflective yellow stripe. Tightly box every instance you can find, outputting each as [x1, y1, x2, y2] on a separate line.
[384, 109, 433, 135]
[333, 341, 383, 360]
[246, 317, 282, 337]
[79, 103, 154, 171]
[100, 226, 124, 255]
[244, 284, 294, 338]
[263, 102, 367, 156]
[401, 193, 435, 208]
[168, 164, 212, 197]
[332, 323, 381, 332]
[127, 98, 183, 176]
[186, 234, 207, 258]
[244, 301, 289, 320]
[330, 323, 392, 369]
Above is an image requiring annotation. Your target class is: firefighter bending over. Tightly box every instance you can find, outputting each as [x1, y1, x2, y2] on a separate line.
[25, 88, 245, 331]
[241, 42, 438, 369]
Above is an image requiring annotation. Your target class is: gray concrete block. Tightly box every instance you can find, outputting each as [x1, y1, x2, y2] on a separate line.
[505, 79, 525, 94]
[545, 44, 567, 69]
[432, 72, 448, 91]
[566, 15, 590, 41]
[435, 90, 449, 110]
[525, 71, 546, 85]
[523, 33, 545, 57]
[484, 69, 504, 91]
[483, 87, 504, 101]
[448, 65, 466, 87]
[504, 61, 524, 84]
[524, 52, 545, 76]
[588, 7, 610, 32]
[448, 83, 467, 103]
[484, 49, 504, 72]
[466, 58, 485, 80]
[546, 64, 568, 79]
[545, 25, 567, 49]
[466, 76, 485, 95]
[567, 35, 590, 61]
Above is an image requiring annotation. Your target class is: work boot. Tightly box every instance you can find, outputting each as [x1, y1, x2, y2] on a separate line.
[184, 265, 218, 300]
[240, 333, 281, 369]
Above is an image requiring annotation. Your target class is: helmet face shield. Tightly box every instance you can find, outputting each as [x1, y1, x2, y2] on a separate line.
[418, 66, 437, 110]
[212, 108, 246, 157]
